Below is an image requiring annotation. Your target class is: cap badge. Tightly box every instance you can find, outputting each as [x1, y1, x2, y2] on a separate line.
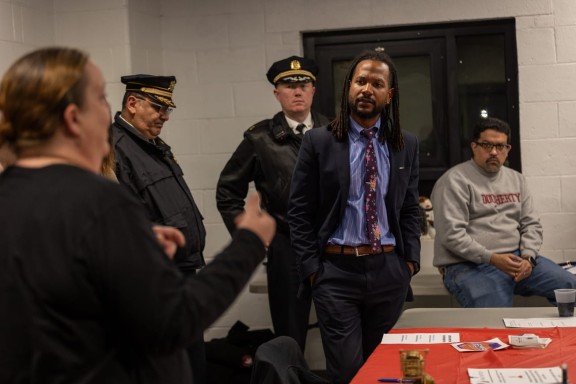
[168, 80, 176, 92]
[290, 60, 301, 70]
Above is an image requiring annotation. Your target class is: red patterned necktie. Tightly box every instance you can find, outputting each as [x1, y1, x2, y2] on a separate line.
[361, 128, 381, 253]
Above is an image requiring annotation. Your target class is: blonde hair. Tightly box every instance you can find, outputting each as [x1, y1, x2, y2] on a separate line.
[100, 128, 117, 181]
[0, 47, 89, 154]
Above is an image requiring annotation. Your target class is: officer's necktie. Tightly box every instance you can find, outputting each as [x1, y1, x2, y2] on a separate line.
[361, 128, 381, 253]
[296, 123, 306, 136]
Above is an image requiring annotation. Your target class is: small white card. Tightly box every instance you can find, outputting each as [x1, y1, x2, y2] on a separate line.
[381, 333, 459, 344]
[468, 367, 563, 383]
[508, 334, 552, 349]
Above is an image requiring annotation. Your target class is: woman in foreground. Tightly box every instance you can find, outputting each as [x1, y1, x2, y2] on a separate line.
[0, 47, 275, 384]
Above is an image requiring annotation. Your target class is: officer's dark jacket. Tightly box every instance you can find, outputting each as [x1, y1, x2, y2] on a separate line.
[112, 112, 206, 271]
[216, 111, 330, 235]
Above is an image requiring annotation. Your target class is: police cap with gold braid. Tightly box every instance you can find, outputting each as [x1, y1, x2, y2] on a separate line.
[121, 74, 177, 108]
[266, 56, 319, 85]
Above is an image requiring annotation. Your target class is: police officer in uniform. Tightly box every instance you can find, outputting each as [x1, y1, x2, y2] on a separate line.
[216, 56, 330, 352]
[112, 75, 207, 383]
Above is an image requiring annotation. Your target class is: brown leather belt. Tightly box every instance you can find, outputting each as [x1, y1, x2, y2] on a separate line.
[324, 244, 395, 257]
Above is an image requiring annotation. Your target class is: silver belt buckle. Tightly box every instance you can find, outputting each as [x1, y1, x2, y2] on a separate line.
[354, 247, 370, 257]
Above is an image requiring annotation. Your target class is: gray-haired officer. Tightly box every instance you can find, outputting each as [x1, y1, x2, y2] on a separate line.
[216, 56, 330, 352]
[112, 75, 207, 383]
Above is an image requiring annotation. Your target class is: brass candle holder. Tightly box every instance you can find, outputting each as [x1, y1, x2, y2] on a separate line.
[399, 349, 435, 384]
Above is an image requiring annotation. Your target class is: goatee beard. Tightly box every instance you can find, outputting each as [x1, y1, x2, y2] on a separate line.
[350, 102, 385, 120]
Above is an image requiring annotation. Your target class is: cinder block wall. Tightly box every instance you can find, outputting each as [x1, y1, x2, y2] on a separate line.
[159, 0, 576, 345]
[1, 0, 576, 369]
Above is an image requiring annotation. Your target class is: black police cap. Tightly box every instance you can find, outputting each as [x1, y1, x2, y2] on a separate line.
[266, 56, 319, 85]
[121, 74, 177, 108]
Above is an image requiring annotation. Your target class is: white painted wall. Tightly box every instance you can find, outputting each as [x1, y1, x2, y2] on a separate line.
[1, 0, 576, 369]
[0, 0, 54, 75]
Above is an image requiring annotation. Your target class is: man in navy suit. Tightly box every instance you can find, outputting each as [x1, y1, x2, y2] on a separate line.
[288, 50, 421, 384]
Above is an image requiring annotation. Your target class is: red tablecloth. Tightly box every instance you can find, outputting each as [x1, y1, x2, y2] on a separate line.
[352, 327, 576, 383]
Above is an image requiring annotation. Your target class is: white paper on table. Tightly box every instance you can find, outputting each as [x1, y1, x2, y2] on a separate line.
[381, 333, 460, 344]
[468, 367, 562, 383]
[503, 317, 576, 328]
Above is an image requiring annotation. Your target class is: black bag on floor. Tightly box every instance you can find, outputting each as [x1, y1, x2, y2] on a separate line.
[206, 321, 275, 384]
[250, 336, 330, 384]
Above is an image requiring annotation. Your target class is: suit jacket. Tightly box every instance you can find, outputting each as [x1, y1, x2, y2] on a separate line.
[287, 125, 421, 296]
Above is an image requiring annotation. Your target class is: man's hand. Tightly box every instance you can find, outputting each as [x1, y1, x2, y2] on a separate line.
[489, 253, 533, 282]
[513, 258, 533, 282]
[407, 261, 415, 276]
[152, 225, 186, 259]
[235, 193, 276, 247]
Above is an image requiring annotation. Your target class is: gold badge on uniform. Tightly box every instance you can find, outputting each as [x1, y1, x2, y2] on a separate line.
[290, 60, 301, 70]
[168, 80, 176, 92]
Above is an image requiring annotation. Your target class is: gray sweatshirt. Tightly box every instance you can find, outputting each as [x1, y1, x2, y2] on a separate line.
[431, 160, 542, 267]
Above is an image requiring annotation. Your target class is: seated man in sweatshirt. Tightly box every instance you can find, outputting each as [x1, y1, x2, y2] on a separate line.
[432, 117, 576, 307]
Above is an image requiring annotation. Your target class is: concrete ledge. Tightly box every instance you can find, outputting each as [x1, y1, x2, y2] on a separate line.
[410, 272, 448, 296]
[249, 275, 268, 294]
[249, 270, 448, 296]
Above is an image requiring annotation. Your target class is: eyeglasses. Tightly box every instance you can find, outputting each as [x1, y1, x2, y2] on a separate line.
[135, 97, 173, 115]
[473, 141, 511, 153]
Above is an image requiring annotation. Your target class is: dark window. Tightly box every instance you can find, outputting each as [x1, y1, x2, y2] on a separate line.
[303, 18, 519, 197]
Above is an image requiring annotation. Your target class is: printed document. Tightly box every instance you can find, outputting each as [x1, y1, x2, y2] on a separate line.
[381, 333, 459, 344]
[468, 367, 562, 383]
[503, 317, 576, 328]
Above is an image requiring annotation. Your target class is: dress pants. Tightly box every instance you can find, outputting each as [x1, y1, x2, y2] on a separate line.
[312, 249, 411, 384]
[266, 233, 312, 352]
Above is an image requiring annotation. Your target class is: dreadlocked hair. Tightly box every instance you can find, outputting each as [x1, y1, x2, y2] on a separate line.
[328, 49, 404, 151]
